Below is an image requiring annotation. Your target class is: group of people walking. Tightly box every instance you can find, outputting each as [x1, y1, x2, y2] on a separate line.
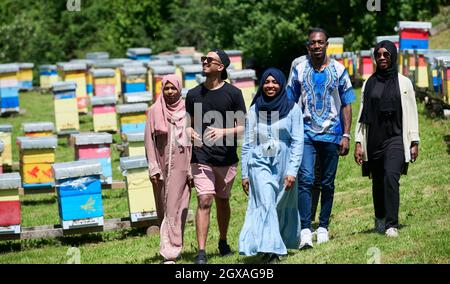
[143, 27, 420, 264]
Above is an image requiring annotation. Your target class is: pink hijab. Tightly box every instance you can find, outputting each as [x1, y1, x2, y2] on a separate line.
[152, 74, 186, 141]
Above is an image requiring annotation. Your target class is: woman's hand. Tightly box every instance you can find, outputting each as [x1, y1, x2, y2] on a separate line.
[410, 144, 419, 162]
[284, 175, 296, 191]
[242, 178, 249, 196]
[150, 174, 160, 185]
[354, 143, 363, 165]
[187, 175, 195, 188]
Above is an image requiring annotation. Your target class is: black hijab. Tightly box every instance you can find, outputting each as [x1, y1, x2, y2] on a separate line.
[250, 68, 295, 124]
[360, 40, 401, 125]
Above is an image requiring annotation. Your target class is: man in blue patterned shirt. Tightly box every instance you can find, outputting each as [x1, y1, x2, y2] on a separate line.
[287, 28, 355, 249]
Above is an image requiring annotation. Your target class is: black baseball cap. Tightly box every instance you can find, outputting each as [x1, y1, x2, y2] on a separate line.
[211, 49, 230, 80]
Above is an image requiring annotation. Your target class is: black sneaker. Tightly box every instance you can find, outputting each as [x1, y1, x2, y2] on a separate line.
[218, 240, 232, 256]
[194, 251, 207, 264]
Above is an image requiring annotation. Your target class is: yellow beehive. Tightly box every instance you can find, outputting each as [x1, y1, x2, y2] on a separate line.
[0, 125, 13, 167]
[20, 149, 55, 164]
[120, 113, 147, 124]
[53, 82, 80, 133]
[58, 62, 89, 114]
[327, 37, 344, 56]
[91, 96, 117, 132]
[124, 133, 145, 157]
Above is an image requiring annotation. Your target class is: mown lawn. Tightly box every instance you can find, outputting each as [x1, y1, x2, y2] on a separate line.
[0, 89, 449, 264]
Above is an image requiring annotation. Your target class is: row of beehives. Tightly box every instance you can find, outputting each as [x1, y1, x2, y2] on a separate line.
[0, 155, 158, 234]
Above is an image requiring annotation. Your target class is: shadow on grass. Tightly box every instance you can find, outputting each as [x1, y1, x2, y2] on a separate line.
[444, 135, 450, 155]
[22, 196, 56, 206]
[359, 224, 408, 235]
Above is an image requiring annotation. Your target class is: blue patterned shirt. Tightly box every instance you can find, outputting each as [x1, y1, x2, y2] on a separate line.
[287, 58, 355, 144]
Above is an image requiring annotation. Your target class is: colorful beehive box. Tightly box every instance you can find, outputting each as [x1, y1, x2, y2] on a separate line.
[0, 124, 13, 168]
[117, 103, 148, 136]
[327, 37, 344, 56]
[127, 48, 152, 61]
[39, 65, 59, 89]
[53, 160, 104, 230]
[123, 91, 152, 105]
[17, 63, 34, 90]
[121, 66, 147, 94]
[424, 52, 450, 94]
[91, 96, 117, 133]
[86, 52, 110, 60]
[228, 69, 257, 109]
[151, 65, 177, 102]
[358, 50, 373, 81]
[123, 132, 145, 157]
[181, 64, 203, 89]
[72, 132, 113, 185]
[0, 64, 20, 115]
[22, 122, 55, 137]
[376, 35, 400, 49]
[94, 59, 131, 100]
[439, 58, 450, 104]
[144, 60, 169, 95]
[53, 82, 80, 134]
[0, 141, 3, 173]
[17, 136, 57, 189]
[120, 156, 157, 222]
[225, 50, 243, 70]
[58, 62, 89, 113]
[70, 59, 96, 99]
[169, 57, 194, 80]
[398, 21, 432, 50]
[0, 173, 22, 234]
[91, 68, 116, 99]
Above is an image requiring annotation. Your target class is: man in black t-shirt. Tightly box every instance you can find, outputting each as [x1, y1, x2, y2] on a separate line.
[185, 49, 246, 264]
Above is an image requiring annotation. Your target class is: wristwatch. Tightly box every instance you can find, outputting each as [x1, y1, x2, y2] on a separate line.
[342, 133, 351, 140]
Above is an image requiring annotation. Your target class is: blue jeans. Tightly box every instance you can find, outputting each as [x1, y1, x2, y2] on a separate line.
[297, 137, 339, 230]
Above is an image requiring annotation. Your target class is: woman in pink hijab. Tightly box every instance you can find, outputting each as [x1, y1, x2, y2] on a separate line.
[144, 74, 193, 264]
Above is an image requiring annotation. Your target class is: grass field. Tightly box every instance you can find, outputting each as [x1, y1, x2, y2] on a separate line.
[0, 87, 449, 264]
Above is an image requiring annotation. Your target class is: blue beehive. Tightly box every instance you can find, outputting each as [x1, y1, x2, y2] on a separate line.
[0, 64, 20, 114]
[116, 103, 148, 134]
[127, 48, 152, 61]
[52, 160, 104, 230]
[121, 66, 147, 94]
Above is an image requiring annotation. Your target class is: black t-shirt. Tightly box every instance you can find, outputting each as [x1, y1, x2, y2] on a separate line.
[186, 82, 247, 166]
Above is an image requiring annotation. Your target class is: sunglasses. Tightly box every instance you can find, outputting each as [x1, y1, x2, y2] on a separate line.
[375, 51, 391, 59]
[201, 56, 222, 65]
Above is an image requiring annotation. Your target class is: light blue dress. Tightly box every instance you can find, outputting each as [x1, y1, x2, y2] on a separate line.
[239, 104, 304, 256]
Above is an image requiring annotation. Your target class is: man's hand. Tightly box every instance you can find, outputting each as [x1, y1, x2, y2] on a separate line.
[284, 175, 296, 191]
[242, 178, 250, 196]
[204, 126, 226, 145]
[410, 144, 419, 162]
[187, 127, 202, 146]
[339, 137, 350, 156]
[354, 143, 363, 165]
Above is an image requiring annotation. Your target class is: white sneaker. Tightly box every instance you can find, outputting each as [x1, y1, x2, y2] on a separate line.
[316, 227, 329, 244]
[375, 218, 385, 234]
[299, 229, 313, 249]
[385, 227, 399, 238]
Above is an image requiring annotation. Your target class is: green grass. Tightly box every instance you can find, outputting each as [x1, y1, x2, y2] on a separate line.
[0, 89, 449, 264]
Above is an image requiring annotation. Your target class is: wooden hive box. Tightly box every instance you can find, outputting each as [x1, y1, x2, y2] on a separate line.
[72, 132, 113, 185]
[116, 103, 149, 136]
[123, 132, 145, 157]
[53, 160, 104, 230]
[39, 65, 59, 89]
[0, 64, 20, 114]
[327, 37, 344, 56]
[94, 59, 131, 101]
[17, 136, 57, 188]
[229, 69, 257, 109]
[22, 122, 55, 137]
[358, 50, 373, 81]
[0, 173, 21, 234]
[127, 48, 152, 61]
[91, 68, 116, 97]
[58, 62, 89, 113]
[53, 82, 80, 133]
[0, 124, 13, 167]
[17, 63, 34, 90]
[91, 96, 117, 133]
[120, 156, 157, 222]
[121, 66, 147, 94]
[398, 21, 431, 50]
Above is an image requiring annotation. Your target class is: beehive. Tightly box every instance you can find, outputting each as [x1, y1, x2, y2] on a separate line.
[72, 132, 113, 185]
[225, 50, 243, 70]
[123, 92, 152, 105]
[53, 160, 104, 230]
[17, 63, 34, 90]
[169, 57, 194, 80]
[94, 59, 131, 100]
[53, 82, 80, 133]
[86, 52, 110, 60]
[58, 62, 89, 113]
[120, 156, 157, 222]
[116, 103, 149, 136]
[358, 50, 373, 81]
[121, 66, 147, 94]
[91, 68, 116, 98]
[127, 48, 152, 61]
[39, 65, 59, 89]
[375, 35, 400, 50]
[123, 132, 145, 157]
[0, 64, 20, 114]
[17, 136, 57, 188]
[0, 173, 21, 234]
[22, 122, 55, 137]
[398, 21, 432, 50]
[327, 37, 344, 56]
[439, 58, 450, 104]
[228, 69, 257, 109]
[0, 124, 13, 168]
[181, 64, 203, 89]
[91, 96, 117, 133]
